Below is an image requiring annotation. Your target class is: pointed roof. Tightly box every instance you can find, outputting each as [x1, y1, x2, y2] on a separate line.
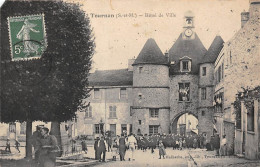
[168, 33, 207, 74]
[201, 36, 224, 64]
[132, 38, 168, 66]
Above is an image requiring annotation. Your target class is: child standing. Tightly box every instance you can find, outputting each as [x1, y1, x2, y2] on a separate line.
[5, 139, 11, 153]
[158, 140, 166, 159]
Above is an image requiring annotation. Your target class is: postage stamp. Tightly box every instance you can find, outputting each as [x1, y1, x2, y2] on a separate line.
[8, 14, 47, 61]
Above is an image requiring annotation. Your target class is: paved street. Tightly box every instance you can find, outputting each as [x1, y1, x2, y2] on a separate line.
[90, 148, 260, 167]
[1, 143, 260, 167]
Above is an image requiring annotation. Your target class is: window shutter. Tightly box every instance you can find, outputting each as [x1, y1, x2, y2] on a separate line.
[188, 61, 191, 71]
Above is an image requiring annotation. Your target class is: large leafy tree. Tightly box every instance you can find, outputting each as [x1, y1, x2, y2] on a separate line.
[1, 1, 95, 158]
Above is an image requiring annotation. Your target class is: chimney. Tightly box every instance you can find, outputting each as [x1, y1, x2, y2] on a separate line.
[241, 11, 249, 28]
[128, 58, 135, 71]
[249, 0, 260, 19]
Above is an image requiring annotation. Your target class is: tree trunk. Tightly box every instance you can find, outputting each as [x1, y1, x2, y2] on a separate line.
[51, 121, 62, 157]
[26, 120, 32, 159]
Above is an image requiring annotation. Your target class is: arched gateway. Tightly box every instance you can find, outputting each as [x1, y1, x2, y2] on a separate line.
[171, 111, 198, 134]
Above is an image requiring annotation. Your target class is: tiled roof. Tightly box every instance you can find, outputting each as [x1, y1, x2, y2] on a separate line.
[88, 69, 133, 86]
[168, 33, 207, 74]
[132, 38, 169, 66]
[200, 36, 224, 64]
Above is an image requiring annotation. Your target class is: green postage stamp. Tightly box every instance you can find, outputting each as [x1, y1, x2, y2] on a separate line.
[8, 14, 47, 61]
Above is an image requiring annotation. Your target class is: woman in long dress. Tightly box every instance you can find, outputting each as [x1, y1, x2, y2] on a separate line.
[16, 19, 40, 56]
[158, 140, 166, 159]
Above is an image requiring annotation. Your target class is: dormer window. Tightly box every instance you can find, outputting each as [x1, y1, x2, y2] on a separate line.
[180, 56, 192, 72]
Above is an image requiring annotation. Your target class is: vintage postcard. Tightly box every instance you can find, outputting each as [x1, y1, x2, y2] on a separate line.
[0, 0, 259, 166]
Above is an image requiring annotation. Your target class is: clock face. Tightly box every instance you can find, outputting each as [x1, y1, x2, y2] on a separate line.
[185, 29, 193, 37]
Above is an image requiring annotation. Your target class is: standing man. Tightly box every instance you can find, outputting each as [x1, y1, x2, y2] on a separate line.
[94, 137, 100, 160]
[119, 134, 127, 161]
[97, 136, 107, 162]
[127, 133, 137, 161]
[15, 139, 21, 153]
[107, 136, 112, 152]
[39, 127, 59, 167]
[31, 125, 43, 162]
[5, 138, 11, 153]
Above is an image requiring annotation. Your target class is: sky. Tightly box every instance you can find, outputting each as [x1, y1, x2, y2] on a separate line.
[79, 0, 249, 71]
[1, 0, 250, 71]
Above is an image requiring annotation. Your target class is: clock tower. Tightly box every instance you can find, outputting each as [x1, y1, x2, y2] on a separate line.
[182, 10, 195, 40]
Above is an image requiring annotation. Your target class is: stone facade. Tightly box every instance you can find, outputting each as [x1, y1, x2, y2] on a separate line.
[132, 63, 170, 135]
[169, 75, 199, 133]
[76, 87, 133, 137]
[214, 0, 260, 159]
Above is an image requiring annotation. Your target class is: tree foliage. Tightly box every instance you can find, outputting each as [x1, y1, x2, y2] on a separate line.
[1, 1, 95, 123]
[233, 86, 260, 128]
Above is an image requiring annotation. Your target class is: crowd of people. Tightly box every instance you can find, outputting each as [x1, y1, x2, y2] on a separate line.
[94, 133, 137, 162]
[3, 128, 227, 165]
[135, 133, 206, 151]
[92, 132, 228, 162]
[92, 132, 210, 162]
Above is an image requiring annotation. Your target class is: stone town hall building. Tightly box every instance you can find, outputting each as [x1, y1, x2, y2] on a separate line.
[76, 11, 224, 140]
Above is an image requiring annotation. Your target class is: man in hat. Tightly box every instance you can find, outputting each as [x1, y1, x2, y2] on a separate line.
[94, 137, 100, 160]
[31, 125, 44, 162]
[119, 134, 127, 161]
[5, 138, 11, 153]
[97, 136, 107, 162]
[39, 127, 58, 167]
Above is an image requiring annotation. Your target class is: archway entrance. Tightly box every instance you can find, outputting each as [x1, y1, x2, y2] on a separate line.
[171, 112, 198, 135]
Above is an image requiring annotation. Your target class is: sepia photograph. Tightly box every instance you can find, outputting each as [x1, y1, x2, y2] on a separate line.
[0, 0, 260, 166]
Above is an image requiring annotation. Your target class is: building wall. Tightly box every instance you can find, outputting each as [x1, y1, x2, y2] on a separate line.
[198, 63, 215, 139]
[132, 108, 170, 135]
[213, 2, 260, 158]
[169, 74, 199, 120]
[169, 74, 200, 134]
[133, 64, 169, 87]
[132, 88, 169, 108]
[222, 4, 260, 119]
[224, 120, 235, 155]
[199, 63, 215, 87]
[199, 63, 215, 107]
[76, 87, 133, 136]
[197, 108, 213, 141]
[132, 64, 170, 135]
[235, 100, 259, 159]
